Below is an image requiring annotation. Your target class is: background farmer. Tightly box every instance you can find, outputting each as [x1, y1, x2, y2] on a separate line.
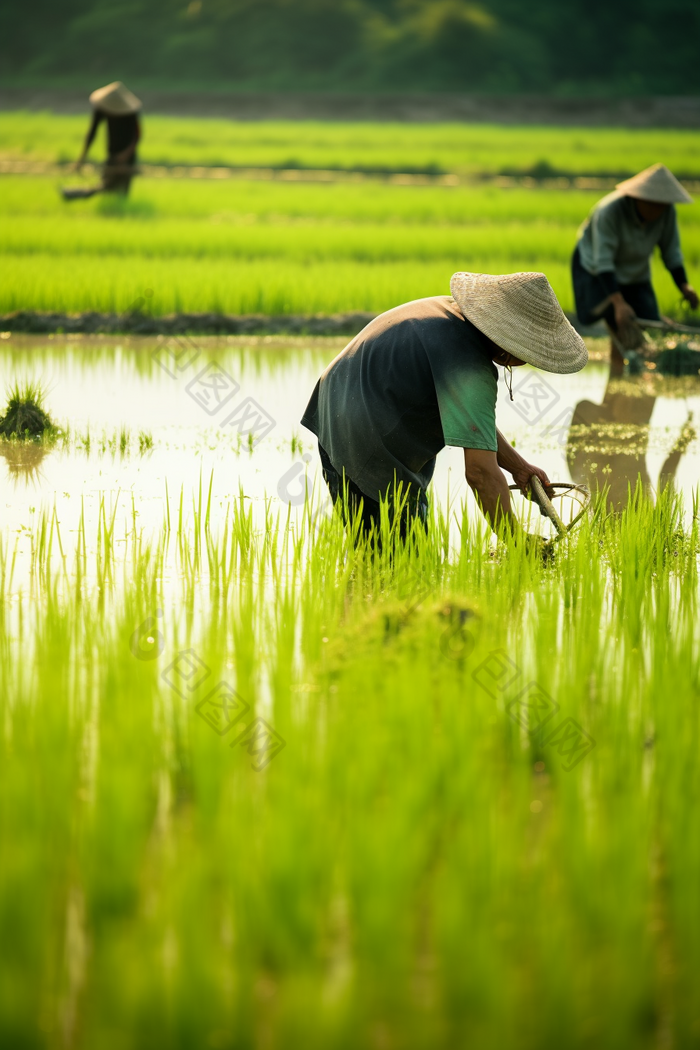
[302, 271, 587, 541]
[572, 163, 697, 369]
[61, 81, 142, 200]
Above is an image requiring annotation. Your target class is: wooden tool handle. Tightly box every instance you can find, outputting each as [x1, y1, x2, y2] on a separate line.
[530, 475, 567, 537]
[637, 317, 700, 336]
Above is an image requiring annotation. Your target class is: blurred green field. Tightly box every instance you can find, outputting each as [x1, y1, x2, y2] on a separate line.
[3, 112, 700, 176]
[1, 174, 698, 317]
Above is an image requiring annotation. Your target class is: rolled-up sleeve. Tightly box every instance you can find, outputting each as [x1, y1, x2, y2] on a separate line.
[659, 207, 684, 272]
[433, 354, 498, 451]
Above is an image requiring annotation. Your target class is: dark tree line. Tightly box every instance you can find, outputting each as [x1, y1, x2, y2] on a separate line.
[3, 0, 699, 94]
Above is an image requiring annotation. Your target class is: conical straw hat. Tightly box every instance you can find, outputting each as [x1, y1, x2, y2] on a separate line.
[450, 271, 588, 375]
[89, 81, 142, 116]
[616, 163, 692, 205]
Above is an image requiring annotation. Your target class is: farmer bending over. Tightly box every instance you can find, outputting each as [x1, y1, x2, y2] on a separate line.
[62, 82, 141, 201]
[301, 271, 587, 541]
[572, 163, 697, 371]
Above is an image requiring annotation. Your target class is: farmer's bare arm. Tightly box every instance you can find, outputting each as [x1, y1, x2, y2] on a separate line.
[464, 448, 517, 533]
[496, 429, 553, 495]
[76, 112, 101, 170]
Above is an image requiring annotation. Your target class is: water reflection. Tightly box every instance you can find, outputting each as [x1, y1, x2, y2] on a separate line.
[567, 361, 698, 510]
[0, 441, 53, 484]
[0, 336, 698, 566]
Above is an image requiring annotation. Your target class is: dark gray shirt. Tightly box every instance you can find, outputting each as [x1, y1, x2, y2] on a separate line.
[301, 295, 498, 502]
[576, 191, 684, 284]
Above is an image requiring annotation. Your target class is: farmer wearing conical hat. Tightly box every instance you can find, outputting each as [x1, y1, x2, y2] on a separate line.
[61, 82, 142, 200]
[301, 272, 587, 540]
[572, 164, 697, 364]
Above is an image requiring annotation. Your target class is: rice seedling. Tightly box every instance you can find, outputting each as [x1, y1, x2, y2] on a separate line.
[138, 429, 154, 453]
[77, 425, 91, 454]
[1, 477, 699, 1047]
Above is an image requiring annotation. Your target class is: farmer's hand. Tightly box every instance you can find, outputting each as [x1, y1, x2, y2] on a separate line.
[609, 292, 640, 345]
[510, 461, 553, 499]
[612, 295, 636, 327]
[681, 283, 699, 310]
[495, 433, 553, 497]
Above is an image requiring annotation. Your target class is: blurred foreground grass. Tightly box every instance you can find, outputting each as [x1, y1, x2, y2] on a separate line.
[1, 484, 700, 1047]
[1, 175, 698, 317]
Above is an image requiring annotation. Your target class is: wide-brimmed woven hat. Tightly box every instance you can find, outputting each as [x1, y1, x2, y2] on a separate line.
[450, 271, 588, 374]
[89, 81, 142, 116]
[616, 163, 692, 205]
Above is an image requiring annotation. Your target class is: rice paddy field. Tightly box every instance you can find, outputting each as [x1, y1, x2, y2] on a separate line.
[3, 112, 700, 176]
[2, 114, 700, 1048]
[2, 176, 699, 319]
[1, 115, 700, 319]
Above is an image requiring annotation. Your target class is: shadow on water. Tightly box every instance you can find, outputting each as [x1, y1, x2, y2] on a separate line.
[567, 358, 698, 511]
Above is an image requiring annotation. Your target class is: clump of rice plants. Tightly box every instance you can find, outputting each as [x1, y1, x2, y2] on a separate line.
[0, 381, 54, 439]
[656, 341, 700, 376]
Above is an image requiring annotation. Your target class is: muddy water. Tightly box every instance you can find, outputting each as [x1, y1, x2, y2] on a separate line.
[1, 335, 699, 574]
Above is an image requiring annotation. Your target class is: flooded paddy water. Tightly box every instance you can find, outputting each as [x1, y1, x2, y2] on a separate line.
[2, 333, 699, 579]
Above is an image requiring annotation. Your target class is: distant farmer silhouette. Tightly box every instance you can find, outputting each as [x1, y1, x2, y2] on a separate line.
[61, 81, 142, 201]
[302, 272, 587, 543]
[572, 163, 697, 371]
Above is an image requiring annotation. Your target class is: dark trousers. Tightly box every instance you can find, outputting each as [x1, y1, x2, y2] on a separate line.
[102, 166, 135, 194]
[572, 247, 660, 328]
[62, 159, 136, 200]
[318, 443, 428, 539]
